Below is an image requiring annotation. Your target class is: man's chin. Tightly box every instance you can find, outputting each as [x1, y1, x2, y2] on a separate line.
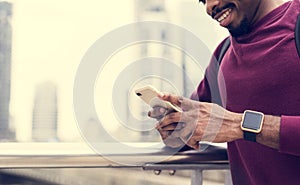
[228, 19, 251, 38]
[229, 29, 246, 38]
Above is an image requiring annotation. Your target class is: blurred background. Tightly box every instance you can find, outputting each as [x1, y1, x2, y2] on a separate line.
[0, 0, 229, 184]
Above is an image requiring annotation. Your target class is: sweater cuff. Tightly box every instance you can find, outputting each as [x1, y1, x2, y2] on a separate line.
[279, 115, 300, 156]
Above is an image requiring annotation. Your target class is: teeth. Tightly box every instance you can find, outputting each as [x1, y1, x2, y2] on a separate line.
[217, 9, 232, 22]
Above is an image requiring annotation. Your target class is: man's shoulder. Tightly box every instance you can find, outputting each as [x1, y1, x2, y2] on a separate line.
[213, 37, 231, 60]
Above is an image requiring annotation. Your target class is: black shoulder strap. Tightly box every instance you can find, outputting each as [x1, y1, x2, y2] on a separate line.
[218, 37, 231, 65]
[295, 13, 300, 58]
[206, 37, 230, 107]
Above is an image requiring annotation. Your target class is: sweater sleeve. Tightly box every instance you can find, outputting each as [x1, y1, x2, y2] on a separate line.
[279, 116, 300, 156]
[190, 78, 211, 102]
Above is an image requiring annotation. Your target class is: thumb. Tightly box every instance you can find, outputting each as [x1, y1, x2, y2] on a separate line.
[158, 93, 182, 107]
[159, 93, 195, 111]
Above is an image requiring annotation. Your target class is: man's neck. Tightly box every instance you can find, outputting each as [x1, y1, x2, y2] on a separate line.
[256, 0, 286, 22]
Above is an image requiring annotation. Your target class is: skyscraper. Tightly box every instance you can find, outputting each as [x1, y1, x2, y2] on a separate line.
[110, 0, 173, 142]
[32, 82, 59, 142]
[0, 1, 15, 141]
[129, 0, 182, 141]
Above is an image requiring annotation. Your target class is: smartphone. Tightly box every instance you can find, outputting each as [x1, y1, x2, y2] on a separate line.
[135, 85, 182, 112]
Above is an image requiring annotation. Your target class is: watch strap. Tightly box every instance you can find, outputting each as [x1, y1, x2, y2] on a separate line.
[244, 131, 256, 142]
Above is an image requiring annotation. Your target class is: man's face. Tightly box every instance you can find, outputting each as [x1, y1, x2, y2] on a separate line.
[203, 0, 262, 37]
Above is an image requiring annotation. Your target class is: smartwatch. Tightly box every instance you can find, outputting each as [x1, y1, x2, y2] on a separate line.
[241, 110, 264, 142]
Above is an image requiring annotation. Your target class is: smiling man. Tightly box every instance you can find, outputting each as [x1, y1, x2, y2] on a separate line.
[151, 0, 300, 184]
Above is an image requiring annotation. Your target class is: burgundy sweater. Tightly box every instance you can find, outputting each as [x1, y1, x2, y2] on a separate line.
[191, 0, 300, 184]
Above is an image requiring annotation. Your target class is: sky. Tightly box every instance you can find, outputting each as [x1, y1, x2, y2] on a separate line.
[7, 0, 228, 142]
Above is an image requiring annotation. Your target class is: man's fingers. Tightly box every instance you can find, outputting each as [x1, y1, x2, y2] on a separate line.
[157, 122, 186, 131]
[158, 93, 182, 107]
[156, 110, 195, 129]
[148, 106, 167, 119]
[157, 129, 169, 140]
[159, 93, 198, 111]
[186, 137, 200, 150]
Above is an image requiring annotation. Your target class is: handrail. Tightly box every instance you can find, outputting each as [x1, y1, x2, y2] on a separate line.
[0, 142, 228, 168]
[0, 142, 229, 185]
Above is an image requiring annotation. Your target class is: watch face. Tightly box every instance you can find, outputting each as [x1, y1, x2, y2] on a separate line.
[242, 110, 264, 131]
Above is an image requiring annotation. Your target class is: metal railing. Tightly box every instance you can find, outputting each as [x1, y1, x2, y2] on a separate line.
[0, 142, 229, 185]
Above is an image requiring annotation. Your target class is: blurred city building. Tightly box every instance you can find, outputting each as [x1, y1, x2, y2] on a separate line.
[108, 0, 172, 143]
[132, 0, 170, 142]
[0, 1, 15, 141]
[32, 82, 59, 142]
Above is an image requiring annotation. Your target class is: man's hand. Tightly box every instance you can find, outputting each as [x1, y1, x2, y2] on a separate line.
[148, 106, 186, 149]
[154, 93, 243, 150]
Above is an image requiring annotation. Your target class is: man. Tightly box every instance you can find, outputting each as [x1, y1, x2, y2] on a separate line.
[150, 0, 300, 184]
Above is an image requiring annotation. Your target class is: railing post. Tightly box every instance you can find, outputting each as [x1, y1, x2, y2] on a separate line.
[191, 169, 203, 185]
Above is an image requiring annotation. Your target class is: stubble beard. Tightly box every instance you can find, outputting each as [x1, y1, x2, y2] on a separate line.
[228, 17, 251, 38]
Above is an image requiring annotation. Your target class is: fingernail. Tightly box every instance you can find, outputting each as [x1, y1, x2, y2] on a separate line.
[159, 107, 165, 113]
[178, 96, 183, 103]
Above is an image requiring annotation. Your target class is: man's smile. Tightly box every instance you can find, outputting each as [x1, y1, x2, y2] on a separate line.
[214, 8, 233, 27]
